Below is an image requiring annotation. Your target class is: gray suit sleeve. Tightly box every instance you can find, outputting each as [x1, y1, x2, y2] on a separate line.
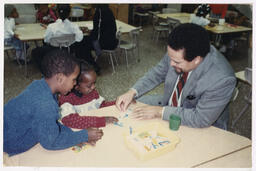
[162, 76, 236, 128]
[132, 53, 169, 98]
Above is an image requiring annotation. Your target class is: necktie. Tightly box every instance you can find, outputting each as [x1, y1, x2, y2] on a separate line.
[171, 72, 188, 107]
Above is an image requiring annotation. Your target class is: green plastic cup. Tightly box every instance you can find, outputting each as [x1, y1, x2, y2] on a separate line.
[169, 114, 181, 131]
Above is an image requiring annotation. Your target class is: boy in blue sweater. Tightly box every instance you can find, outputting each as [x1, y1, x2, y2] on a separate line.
[4, 49, 103, 156]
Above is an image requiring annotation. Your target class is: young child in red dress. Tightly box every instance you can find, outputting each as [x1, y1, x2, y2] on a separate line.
[36, 4, 57, 24]
[58, 61, 118, 129]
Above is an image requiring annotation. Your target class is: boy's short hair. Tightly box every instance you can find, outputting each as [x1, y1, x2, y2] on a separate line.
[5, 4, 15, 18]
[57, 4, 71, 20]
[41, 49, 79, 78]
[168, 23, 210, 61]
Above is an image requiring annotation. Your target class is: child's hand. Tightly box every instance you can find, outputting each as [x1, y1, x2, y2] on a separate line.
[105, 116, 118, 124]
[40, 23, 47, 29]
[14, 34, 19, 39]
[87, 141, 96, 146]
[80, 26, 90, 33]
[87, 128, 103, 144]
[76, 142, 86, 148]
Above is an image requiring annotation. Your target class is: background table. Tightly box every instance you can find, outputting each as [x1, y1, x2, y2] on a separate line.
[157, 13, 251, 33]
[15, 20, 135, 41]
[157, 13, 252, 46]
[3, 103, 251, 167]
[157, 12, 191, 23]
[14, 20, 136, 77]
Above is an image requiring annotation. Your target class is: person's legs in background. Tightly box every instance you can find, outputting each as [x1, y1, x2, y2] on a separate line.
[72, 36, 101, 74]
[31, 44, 56, 73]
[5, 37, 26, 64]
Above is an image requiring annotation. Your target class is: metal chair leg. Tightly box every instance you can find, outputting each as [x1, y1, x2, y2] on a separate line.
[156, 32, 160, 42]
[109, 53, 115, 73]
[5, 51, 11, 60]
[124, 50, 129, 67]
[231, 103, 250, 129]
[152, 30, 155, 40]
[113, 51, 118, 66]
[137, 46, 140, 62]
[231, 91, 251, 128]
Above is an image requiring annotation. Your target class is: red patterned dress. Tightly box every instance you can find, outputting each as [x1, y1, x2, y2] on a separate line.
[59, 89, 115, 129]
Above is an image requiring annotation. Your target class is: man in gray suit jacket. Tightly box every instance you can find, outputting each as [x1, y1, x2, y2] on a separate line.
[116, 23, 236, 130]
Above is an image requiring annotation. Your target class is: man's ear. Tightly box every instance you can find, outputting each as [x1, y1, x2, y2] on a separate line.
[194, 56, 202, 65]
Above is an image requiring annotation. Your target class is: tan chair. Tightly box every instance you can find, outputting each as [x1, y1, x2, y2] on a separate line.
[166, 17, 181, 34]
[70, 8, 84, 21]
[4, 45, 14, 60]
[119, 27, 141, 67]
[148, 11, 160, 25]
[4, 45, 21, 66]
[231, 67, 252, 128]
[101, 31, 121, 74]
[49, 34, 76, 53]
[152, 15, 169, 42]
[133, 12, 149, 26]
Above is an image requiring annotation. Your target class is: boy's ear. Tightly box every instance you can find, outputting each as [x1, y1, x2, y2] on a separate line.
[56, 73, 65, 84]
[74, 84, 79, 90]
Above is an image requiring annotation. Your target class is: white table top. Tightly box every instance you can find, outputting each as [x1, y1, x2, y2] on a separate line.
[205, 23, 252, 34]
[235, 70, 252, 85]
[235, 70, 246, 82]
[197, 146, 251, 168]
[3, 103, 251, 167]
[15, 20, 136, 41]
[157, 12, 191, 23]
[157, 13, 252, 34]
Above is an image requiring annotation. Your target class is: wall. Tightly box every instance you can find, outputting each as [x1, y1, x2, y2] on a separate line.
[14, 4, 37, 23]
[110, 4, 129, 23]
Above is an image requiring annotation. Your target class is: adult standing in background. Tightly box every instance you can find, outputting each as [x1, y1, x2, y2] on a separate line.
[116, 23, 236, 130]
[90, 4, 118, 57]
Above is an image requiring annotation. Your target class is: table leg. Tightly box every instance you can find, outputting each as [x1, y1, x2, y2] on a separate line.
[215, 34, 222, 47]
[23, 42, 28, 78]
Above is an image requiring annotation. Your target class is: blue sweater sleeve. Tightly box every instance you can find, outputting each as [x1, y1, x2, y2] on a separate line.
[32, 102, 88, 150]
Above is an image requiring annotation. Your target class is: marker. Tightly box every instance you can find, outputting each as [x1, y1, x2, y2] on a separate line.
[114, 122, 123, 127]
[129, 126, 133, 134]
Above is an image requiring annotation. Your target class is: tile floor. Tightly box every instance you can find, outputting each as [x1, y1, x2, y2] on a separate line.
[3, 24, 252, 139]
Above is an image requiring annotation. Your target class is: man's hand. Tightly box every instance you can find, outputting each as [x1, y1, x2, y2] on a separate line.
[116, 89, 136, 112]
[87, 128, 103, 144]
[130, 105, 163, 120]
[105, 116, 118, 124]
